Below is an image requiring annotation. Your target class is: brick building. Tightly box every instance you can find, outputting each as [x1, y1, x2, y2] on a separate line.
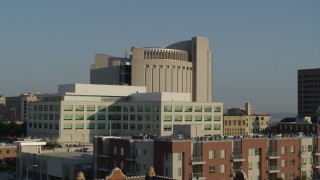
[94, 135, 320, 180]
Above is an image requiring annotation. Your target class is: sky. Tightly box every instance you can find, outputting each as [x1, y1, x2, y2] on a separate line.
[0, 1, 319, 113]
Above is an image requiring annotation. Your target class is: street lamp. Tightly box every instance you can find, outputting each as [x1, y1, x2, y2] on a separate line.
[26, 164, 38, 180]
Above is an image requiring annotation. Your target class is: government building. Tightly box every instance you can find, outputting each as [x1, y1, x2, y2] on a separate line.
[27, 84, 223, 144]
[90, 37, 212, 102]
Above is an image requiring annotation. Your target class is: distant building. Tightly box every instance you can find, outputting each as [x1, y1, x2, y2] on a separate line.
[27, 84, 223, 144]
[6, 93, 39, 121]
[270, 116, 320, 135]
[0, 143, 16, 171]
[298, 68, 320, 121]
[90, 37, 212, 102]
[94, 134, 320, 180]
[0, 95, 5, 105]
[223, 103, 271, 136]
[13, 140, 46, 180]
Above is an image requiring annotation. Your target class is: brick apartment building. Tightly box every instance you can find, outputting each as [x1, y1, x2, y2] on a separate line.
[0, 143, 16, 170]
[94, 135, 320, 180]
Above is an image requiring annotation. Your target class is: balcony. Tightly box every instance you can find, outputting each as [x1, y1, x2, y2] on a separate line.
[313, 149, 320, 156]
[231, 154, 246, 162]
[99, 154, 110, 158]
[99, 166, 109, 172]
[126, 155, 136, 161]
[299, 163, 307, 169]
[313, 162, 320, 168]
[230, 169, 242, 177]
[267, 166, 280, 173]
[299, 151, 311, 157]
[124, 169, 136, 176]
[190, 157, 206, 165]
[267, 152, 280, 159]
[190, 172, 206, 180]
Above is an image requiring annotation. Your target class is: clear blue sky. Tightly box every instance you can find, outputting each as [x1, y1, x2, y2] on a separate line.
[0, 1, 319, 113]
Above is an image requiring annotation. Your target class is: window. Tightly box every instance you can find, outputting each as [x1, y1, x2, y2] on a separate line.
[145, 105, 151, 112]
[185, 106, 192, 112]
[174, 115, 182, 121]
[55, 123, 59, 129]
[109, 106, 121, 112]
[137, 124, 143, 130]
[164, 105, 172, 112]
[153, 105, 159, 112]
[220, 150, 225, 158]
[130, 106, 135, 112]
[137, 105, 143, 112]
[97, 123, 105, 129]
[64, 114, 73, 120]
[281, 159, 286, 167]
[87, 105, 95, 112]
[209, 165, 215, 173]
[204, 115, 212, 121]
[281, 173, 286, 180]
[130, 124, 135, 130]
[121, 147, 124, 155]
[195, 106, 202, 112]
[204, 106, 212, 112]
[123, 106, 128, 112]
[290, 159, 295, 166]
[137, 115, 143, 121]
[98, 106, 105, 112]
[290, 172, 295, 180]
[64, 105, 73, 111]
[75, 114, 84, 120]
[114, 147, 117, 155]
[75, 105, 84, 111]
[209, 150, 215, 159]
[177, 168, 182, 176]
[123, 115, 129, 121]
[195, 115, 202, 121]
[109, 114, 121, 120]
[165, 152, 172, 161]
[185, 115, 192, 121]
[220, 164, 225, 173]
[6, 150, 9, 154]
[97, 114, 106, 120]
[75, 123, 84, 129]
[63, 123, 72, 129]
[290, 146, 295, 153]
[281, 146, 287, 154]
[145, 115, 151, 121]
[204, 124, 212, 130]
[214, 124, 221, 130]
[87, 114, 95, 120]
[174, 106, 183, 112]
[164, 115, 172, 121]
[123, 123, 128, 129]
[214, 115, 221, 121]
[130, 115, 135, 121]
[164, 124, 172, 131]
[145, 124, 151, 130]
[87, 123, 95, 129]
[214, 106, 221, 112]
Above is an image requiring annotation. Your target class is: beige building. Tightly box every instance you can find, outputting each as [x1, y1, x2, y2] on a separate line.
[5, 93, 39, 121]
[27, 84, 223, 144]
[223, 103, 270, 136]
[0, 95, 5, 105]
[90, 37, 212, 102]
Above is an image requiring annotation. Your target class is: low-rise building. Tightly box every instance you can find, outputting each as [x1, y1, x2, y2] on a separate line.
[223, 102, 270, 136]
[0, 143, 16, 171]
[6, 93, 39, 121]
[94, 134, 320, 180]
[27, 84, 223, 144]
